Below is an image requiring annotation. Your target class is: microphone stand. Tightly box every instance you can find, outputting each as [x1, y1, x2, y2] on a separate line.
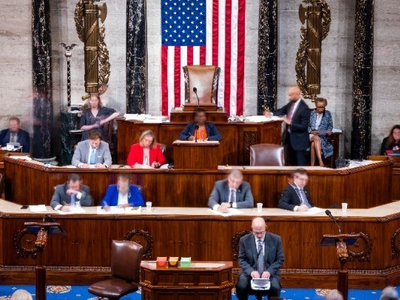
[193, 87, 200, 107]
[194, 125, 199, 143]
[325, 210, 342, 234]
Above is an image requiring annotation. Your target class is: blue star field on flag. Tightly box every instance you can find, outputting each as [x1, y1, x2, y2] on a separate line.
[161, 0, 206, 46]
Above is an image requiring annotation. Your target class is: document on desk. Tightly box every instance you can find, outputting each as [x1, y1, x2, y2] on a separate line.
[29, 205, 47, 212]
[57, 206, 86, 214]
[96, 206, 142, 214]
[208, 208, 244, 216]
[302, 207, 324, 215]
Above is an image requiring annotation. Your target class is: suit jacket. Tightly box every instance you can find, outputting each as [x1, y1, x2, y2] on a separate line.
[277, 184, 314, 211]
[238, 232, 284, 280]
[126, 143, 166, 166]
[101, 184, 145, 207]
[273, 99, 311, 151]
[50, 183, 93, 209]
[0, 129, 30, 153]
[72, 140, 112, 167]
[178, 121, 222, 141]
[208, 179, 254, 208]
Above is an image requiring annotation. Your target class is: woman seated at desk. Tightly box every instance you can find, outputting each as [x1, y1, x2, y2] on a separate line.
[380, 124, 400, 155]
[308, 98, 333, 167]
[178, 108, 222, 141]
[126, 129, 166, 168]
[101, 174, 144, 210]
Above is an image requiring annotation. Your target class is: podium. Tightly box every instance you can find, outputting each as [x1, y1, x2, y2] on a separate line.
[172, 140, 220, 169]
[319, 233, 360, 300]
[140, 261, 233, 299]
[15, 221, 66, 300]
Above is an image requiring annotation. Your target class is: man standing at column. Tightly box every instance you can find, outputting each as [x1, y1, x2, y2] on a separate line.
[266, 86, 311, 166]
[236, 217, 285, 300]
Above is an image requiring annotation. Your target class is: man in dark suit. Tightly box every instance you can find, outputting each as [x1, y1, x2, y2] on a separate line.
[208, 170, 254, 212]
[277, 168, 314, 212]
[178, 108, 222, 141]
[50, 173, 93, 211]
[72, 129, 112, 168]
[0, 117, 30, 153]
[266, 86, 311, 166]
[236, 217, 285, 300]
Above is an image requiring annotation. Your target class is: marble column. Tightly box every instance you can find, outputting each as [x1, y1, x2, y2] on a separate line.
[126, 0, 147, 114]
[351, 0, 374, 159]
[32, 0, 53, 159]
[257, 0, 278, 114]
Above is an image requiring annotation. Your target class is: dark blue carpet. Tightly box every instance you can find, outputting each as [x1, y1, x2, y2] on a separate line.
[0, 285, 397, 299]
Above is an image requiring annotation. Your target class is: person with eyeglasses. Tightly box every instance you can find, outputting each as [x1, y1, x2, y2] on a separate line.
[308, 97, 333, 167]
[236, 217, 285, 300]
[277, 168, 314, 211]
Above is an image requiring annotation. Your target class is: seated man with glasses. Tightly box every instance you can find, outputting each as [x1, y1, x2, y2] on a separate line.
[277, 168, 314, 211]
[236, 217, 285, 300]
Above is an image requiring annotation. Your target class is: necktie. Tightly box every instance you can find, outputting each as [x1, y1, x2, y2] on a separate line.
[11, 134, 16, 143]
[89, 148, 96, 164]
[299, 188, 311, 207]
[287, 102, 296, 120]
[257, 239, 264, 275]
[229, 189, 235, 204]
[71, 194, 76, 206]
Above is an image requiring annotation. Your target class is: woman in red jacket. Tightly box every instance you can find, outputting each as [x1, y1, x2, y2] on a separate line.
[126, 130, 166, 168]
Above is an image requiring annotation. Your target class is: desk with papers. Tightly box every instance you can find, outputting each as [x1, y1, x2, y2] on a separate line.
[4, 155, 393, 208]
[0, 199, 400, 288]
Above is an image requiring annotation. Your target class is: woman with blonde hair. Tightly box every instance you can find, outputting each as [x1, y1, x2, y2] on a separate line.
[126, 130, 166, 168]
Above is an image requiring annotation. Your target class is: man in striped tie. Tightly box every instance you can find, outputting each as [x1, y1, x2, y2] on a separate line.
[236, 217, 285, 300]
[277, 168, 314, 211]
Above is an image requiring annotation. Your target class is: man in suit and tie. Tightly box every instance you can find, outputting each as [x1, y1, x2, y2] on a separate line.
[208, 170, 254, 213]
[72, 129, 112, 168]
[0, 117, 30, 152]
[50, 173, 93, 211]
[265, 86, 311, 166]
[277, 168, 314, 211]
[236, 217, 285, 300]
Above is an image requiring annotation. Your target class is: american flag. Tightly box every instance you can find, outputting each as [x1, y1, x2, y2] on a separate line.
[161, 0, 246, 116]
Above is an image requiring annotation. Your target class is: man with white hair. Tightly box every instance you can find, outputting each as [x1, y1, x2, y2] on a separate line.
[380, 286, 399, 300]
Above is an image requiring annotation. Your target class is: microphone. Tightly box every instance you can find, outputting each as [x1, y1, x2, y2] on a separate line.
[44, 214, 56, 223]
[194, 125, 199, 143]
[193, 87, 200, 107]
[325, 210, 341, 234]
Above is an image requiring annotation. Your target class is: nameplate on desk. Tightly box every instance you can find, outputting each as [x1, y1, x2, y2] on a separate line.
[172, 140, 220, 145]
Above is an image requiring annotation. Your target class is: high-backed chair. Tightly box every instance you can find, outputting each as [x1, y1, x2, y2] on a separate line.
[250, 144, 285, 166]
[182, 65, 221, 109]
[88, 240, 144, 299]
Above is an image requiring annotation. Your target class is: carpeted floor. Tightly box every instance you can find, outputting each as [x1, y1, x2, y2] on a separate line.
[0, 285, 397, 299]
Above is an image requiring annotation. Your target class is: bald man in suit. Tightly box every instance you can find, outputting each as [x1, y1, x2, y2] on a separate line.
[265, 86, 311, 166]
[236, 217, 285, 300]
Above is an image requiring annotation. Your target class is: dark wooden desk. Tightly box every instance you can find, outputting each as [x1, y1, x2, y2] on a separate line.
[172, 140, 220, 169]
[140, 261, 233, 299]
[369, 155, 400, 200]
[117, 119, 282, 165]
[1, 200, 400, 289]
[170, 109, 228, 122]
[4, 156, 393, 208]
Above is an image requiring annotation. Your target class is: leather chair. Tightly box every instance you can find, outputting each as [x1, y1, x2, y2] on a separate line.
[88, 240, 144, 299]
[182, 65, 221, 105]
[250, 144, 285, 166]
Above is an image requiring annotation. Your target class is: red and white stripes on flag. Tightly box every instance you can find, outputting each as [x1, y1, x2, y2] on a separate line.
[161, 0, 246, 116]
